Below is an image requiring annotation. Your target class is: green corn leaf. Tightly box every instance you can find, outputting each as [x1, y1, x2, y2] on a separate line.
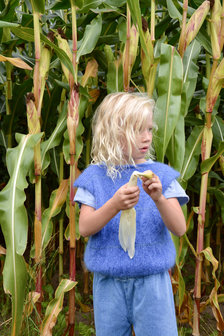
[153, 44, 183, 162]
[0, 21, 19, 28]
[41, 103, 67, 174]
[167, 40, 201, 171]
[201, 141, 224, 174]
[41, 180, 68, 252]
[212, 116, 224, 149]
[70, 0, 84, 8]
[11, 27, 76, 79]
[196, 28, 212, 55]
[166, 107, 185, 172]
[0, 132, 43, 336]
[182, 40, 201, 115]
[30, 0, 45, 14]
[76, 15, 102, 62]
[0, 0, 20, 21]
[175, 262, 186, 311]
[79, 0, 104, 12]
[105, 0, 127, 6]
[179, 126, 203, 188]
[107, 57, 123, 93]
[166, 0, 182, 21]
[40, 279, 77, 336]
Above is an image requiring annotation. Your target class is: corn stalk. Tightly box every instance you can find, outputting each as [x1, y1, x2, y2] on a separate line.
[29, 0, 46, 318]
[67, 2, 79, 335]
[193, 2, 224, 334]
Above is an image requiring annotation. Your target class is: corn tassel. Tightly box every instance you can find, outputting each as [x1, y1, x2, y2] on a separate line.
[119, 170, 154, 258]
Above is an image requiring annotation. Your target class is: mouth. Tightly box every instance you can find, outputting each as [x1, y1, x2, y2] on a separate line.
[139, 146, 149, 153]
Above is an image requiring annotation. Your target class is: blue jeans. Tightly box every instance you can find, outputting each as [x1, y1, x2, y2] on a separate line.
[93, 271, 178, 336]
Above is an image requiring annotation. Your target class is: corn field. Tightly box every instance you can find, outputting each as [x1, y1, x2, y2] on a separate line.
[0, 0, 224, 335]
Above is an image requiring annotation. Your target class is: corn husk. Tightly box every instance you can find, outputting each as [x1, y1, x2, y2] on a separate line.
[210, 0, 222, 60]
[178, 1, 210, 57]
[119, 170, 154, 258]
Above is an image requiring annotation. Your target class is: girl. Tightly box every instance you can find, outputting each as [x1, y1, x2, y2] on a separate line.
[74, 92, 188, 336]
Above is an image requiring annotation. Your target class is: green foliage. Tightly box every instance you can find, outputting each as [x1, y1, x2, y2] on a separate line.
[0, 1, 224, 335]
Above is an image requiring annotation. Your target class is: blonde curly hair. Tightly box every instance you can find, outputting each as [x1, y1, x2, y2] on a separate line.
[91, 92, 155, 179]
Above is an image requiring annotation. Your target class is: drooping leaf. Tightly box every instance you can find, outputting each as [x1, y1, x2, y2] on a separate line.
[0, 21, 19, 28]
[23, 291, 40, 319]
[0, 133, 43, 336]
[41, 180, 68, 252]
[41, 103, 67, 174]
[79, 0, 104, 13]
[76, 15, 102, 62]
[81, 58, 98, 87]
[166, 0, 182, 21]
[40, 279, 77, 336]
[201, 141, 224, 174]
[153, 43, 183, 162]
[179, 126, 203, 188]
[201, 247, 224, 332]
[11, 27, 76, 79]
[212, 116, 224, 149]
[196, 28, 212, 55]
[0, 54, 32, 70]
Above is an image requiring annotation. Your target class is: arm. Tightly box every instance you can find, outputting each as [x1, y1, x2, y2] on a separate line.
[79, 184, 140, 237]
[141, 176, 186, 237]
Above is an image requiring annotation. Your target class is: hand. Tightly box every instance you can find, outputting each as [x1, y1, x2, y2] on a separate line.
[111, 183, 140, 211]
[141, 175, 162, 202]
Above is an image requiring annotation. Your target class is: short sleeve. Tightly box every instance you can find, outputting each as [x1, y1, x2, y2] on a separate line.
[74, 187, 96, 208]
[163, 180, 189, 206]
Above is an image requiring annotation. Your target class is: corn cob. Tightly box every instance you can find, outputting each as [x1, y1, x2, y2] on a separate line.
[119, 170, 154, 259]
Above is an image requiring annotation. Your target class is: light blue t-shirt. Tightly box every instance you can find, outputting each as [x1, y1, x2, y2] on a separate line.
[74, 160, 189, 208]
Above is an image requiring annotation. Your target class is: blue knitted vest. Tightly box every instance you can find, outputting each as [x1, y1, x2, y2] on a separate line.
[74, 162, 179, 277]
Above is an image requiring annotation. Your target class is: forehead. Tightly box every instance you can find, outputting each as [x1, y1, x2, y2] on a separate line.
[138, 106, 153, 124]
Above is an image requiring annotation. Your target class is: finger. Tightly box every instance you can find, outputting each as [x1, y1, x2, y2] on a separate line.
[124, 186, 140, 195]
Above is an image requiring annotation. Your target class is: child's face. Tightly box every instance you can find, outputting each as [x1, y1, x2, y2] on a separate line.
[123, 112, 153, 164]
